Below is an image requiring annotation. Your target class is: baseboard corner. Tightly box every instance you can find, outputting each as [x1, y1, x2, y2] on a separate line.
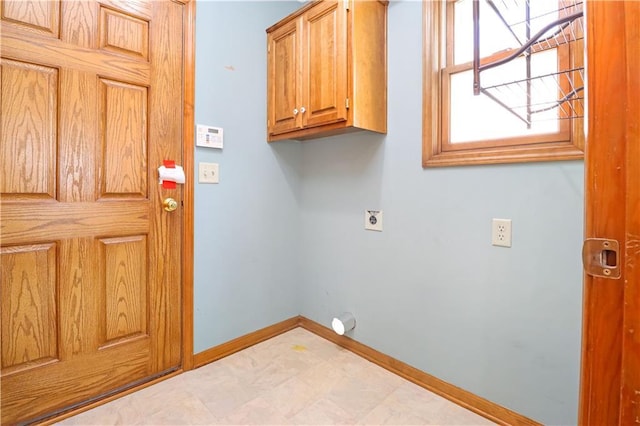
[193, 316, 301, 368]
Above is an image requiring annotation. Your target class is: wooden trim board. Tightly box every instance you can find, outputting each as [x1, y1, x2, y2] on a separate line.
[578, 2, 640, 424]
[181, 0, 196, 373]
[298, 317, 541, 426]
[193, 317, 301, 368]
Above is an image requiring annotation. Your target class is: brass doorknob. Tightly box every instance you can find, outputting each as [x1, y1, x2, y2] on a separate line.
[163, 197, 178, 212]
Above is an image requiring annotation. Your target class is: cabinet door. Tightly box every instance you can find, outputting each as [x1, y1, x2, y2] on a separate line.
[302, 0, 348, 128]
[268, 18, 302, 136]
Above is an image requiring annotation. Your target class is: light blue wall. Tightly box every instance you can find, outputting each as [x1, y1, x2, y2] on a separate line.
[193, 1, 301, 353]
[297, 2, 584, 425]
[194, 1, 584, 425]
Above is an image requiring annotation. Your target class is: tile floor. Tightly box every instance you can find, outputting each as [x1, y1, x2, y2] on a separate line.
[58, 328, 495, 425]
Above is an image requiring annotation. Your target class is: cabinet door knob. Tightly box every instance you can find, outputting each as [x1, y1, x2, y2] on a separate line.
[300, 106, 306, 113]
[293, 108, 299, 115]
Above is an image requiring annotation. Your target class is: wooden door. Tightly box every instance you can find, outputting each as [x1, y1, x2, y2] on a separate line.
[268, 18, 302, 136]
[579, 1, 640, 424]
[302, 0, 348, 128]
[0, 0, 184, 423]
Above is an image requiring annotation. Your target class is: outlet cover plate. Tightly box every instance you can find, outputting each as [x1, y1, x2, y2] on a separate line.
[365, 210, 383, 231]
[199, 162, 219, 183]
[492, 218, 512, 247]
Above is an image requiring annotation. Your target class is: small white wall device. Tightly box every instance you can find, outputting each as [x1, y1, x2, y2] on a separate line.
[331, 312, 356, 335]
[365, 210, 383, 231]
[196, 124, 223, 149]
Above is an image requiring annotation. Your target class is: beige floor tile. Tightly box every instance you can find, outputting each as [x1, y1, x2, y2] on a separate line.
[352, 360, 408, 389]
[218, 397, 291, 425]
[289, 398, 358, 425]
[258, 376, 322, 419]
[141, 395, 220, 425]
[326, 375, 399, 419]
[324, 350, 371, 378]
[297, 359, 350, 393]
[193, 375, 264, 419]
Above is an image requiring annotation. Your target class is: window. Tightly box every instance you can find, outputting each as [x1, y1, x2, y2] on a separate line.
[423, 0, 585, 167]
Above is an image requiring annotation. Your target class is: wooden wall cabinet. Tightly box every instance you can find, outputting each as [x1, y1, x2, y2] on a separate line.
[266, 0, 387, 142]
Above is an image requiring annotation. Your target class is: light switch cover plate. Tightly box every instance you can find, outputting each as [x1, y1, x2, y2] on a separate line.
[198, 162, 219, 183]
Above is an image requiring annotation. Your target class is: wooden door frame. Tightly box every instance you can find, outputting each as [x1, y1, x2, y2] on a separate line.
[182, 0, 195, 372]
[579, 1, 639, 424]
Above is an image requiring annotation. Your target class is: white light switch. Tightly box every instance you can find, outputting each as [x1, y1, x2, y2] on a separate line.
[199, 162, 219, 184]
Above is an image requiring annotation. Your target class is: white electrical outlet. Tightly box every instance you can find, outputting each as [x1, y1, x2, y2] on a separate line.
[492, 218, 512, 247]
[365, 210, 383, 231]
[198, 162, 219, 183]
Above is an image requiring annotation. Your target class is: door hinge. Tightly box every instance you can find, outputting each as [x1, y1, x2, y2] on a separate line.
[582, 238, 621, 279]
[345, 98, 350, 109]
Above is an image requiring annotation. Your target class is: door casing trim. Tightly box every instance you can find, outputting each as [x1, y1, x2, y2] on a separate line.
[182, 0, 195, 371]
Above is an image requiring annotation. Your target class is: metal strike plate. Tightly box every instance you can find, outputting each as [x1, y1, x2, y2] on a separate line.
[582, 238, 621, 279]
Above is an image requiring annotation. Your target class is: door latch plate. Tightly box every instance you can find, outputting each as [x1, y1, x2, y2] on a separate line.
[582, 238, 621, 279]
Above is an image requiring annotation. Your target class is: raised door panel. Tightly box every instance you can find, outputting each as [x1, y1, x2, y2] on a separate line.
[98, 78, 148, 199]
[1, 243, 58, 375]
[99, 6, 149, 59]
[1, 59, 58, 201]
[99, 236, 148, 347]
[268, 18, 302, 136]
[0, 0, 60, 37]
[302, 0, 348, 128]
